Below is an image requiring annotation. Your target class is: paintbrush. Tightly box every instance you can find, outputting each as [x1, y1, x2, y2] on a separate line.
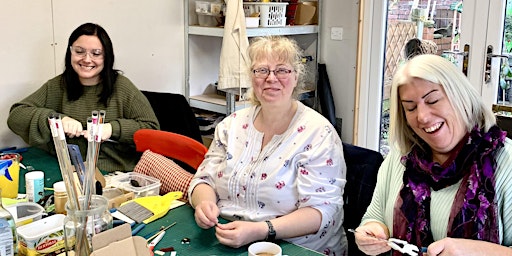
[117, 191, 182, 224]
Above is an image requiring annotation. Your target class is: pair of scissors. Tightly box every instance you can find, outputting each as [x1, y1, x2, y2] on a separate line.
[388, 238, 425, 256]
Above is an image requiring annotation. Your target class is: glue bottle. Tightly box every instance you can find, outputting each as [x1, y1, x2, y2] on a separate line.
[53, 181, 68, 214]
[26, 171, 45, 203]
[0, 189, 16, 256]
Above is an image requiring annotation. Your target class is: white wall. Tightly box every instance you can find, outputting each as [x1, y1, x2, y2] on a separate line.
[321, 0, 358, 143]
[52, 0, 183, 93]
[1, 1, 54, 148]
[0, 0, 184, 148]
[0, 0, 358, 148]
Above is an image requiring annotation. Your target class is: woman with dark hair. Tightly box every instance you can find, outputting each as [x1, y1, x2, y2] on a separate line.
[8, 23, 159, 172]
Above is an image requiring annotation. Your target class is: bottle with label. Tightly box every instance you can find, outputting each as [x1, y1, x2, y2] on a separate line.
[53, 181, 68, 215]
[0, 189, 16, 256]
[26, 171, 45, 203]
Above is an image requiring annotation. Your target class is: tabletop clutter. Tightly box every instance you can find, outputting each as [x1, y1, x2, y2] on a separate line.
[0, 111, 183, 256]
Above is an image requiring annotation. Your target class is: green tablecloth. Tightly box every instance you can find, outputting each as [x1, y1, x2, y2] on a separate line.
[141, 204, 322, 255]
[18, 147, 322, 255]
[18, 147, 63, 194]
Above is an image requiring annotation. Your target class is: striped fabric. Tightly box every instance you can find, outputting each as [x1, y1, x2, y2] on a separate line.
[133, 149, 193, 200]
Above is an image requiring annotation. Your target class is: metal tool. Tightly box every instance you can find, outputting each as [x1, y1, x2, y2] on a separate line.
[348, 228, 425, 256]
[388, 238, 420, 256]
[146, 222, 177, 242]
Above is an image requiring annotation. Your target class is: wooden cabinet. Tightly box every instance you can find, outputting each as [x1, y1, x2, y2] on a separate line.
[184, 0, 321, 115]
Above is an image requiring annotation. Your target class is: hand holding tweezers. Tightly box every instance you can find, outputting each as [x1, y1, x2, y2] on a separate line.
[348, 229, 424, 256]
[388, 238, 421, 256]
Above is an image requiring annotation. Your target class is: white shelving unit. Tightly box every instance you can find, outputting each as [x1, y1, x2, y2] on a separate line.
[184, 0, 321, 115]
[188, 25, 319, 37]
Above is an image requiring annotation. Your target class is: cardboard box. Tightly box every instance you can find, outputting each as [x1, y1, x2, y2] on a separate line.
[295, 1, 318, 25]
[91, 224, 151, 256]
[106, 189, 135, 209]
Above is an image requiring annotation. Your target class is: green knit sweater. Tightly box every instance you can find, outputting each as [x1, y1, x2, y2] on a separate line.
[7, 74, 160, 172]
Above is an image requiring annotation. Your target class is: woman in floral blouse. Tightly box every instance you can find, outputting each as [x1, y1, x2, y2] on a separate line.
[188, 36, 347, 255]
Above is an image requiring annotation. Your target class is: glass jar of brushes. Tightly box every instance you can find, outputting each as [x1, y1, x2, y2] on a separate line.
[63, 195, 113, 255]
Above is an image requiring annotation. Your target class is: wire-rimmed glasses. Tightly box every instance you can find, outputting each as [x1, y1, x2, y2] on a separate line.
[69, 46, 104, 60]
[252, 67, 294, 79]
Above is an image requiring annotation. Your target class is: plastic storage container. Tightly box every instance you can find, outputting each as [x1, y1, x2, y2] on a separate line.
[197, 13, 224, 27]
[195, 0, 225, 27]
[17, 214, 67, 256]
[196, 0, 224, 15]
[109, 172, 161, 198]
[195, 1, 211, 13]
[243, 2, 288, 27]
[210, 2, 224, 15]
[245, 17, 259, 28]
[6, 202, 45, 227]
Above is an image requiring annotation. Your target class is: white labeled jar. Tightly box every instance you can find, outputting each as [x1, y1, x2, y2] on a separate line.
[25, 171, 44, 203]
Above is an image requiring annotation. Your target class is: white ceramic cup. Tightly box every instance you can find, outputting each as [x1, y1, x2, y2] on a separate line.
[248, 242, 282, 256]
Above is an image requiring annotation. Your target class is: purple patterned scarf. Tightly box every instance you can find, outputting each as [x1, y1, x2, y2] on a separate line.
[392, 126, 506, 251]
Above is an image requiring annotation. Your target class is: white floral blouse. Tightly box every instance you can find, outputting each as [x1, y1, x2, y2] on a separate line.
[188, 101, 347, 255]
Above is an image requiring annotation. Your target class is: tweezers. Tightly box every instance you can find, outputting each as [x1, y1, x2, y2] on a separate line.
[348, 229, 426, 256]
[388, 238, 421, 256]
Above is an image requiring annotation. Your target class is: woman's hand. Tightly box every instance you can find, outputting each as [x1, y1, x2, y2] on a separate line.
[99, 123, 112, 141]
[354, 222, 391, 255]
[190, 184, 218, 229]
[61, 116, 83, 138]
[82, 123, 112, 142]
[193, 200, 220, 229]
[215, 221, 265, 248]
[426, 238, 512, 256]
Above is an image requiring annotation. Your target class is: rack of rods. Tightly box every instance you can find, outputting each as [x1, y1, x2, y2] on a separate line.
[48, 110, 105, 255]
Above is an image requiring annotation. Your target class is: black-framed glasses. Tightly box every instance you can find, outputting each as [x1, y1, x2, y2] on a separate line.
[252, 68, 294, 79]
[69, 46, 104, 60]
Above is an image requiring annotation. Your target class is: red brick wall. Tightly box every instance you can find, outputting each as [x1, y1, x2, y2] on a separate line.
[388, 0, 461, 30]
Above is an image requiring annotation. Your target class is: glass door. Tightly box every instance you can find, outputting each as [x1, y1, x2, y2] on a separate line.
[459, 0, 507, 107]
[357, 0, 509, 154]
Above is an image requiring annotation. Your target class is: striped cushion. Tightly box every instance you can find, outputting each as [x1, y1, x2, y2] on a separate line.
[133, 149, 193, 200]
